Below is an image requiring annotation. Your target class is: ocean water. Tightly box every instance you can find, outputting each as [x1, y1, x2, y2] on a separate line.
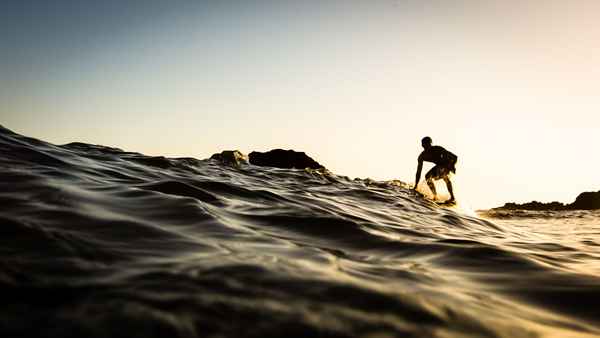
[1, 125, 599, 338]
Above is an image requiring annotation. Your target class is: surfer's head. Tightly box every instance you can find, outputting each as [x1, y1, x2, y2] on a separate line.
[421, 136, 432, 149]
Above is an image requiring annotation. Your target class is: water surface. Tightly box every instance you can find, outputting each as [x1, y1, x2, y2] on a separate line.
[1, 126, 599, 337]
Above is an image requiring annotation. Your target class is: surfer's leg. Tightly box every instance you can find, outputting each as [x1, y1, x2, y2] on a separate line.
[443, 176, 455, 202]
[427, 179, 437, 199]
[425, 167, 439, 200]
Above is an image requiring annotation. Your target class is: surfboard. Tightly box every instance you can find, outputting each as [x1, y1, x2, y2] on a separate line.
[435, 200, 457, 207]
[411, 190, 456, 207]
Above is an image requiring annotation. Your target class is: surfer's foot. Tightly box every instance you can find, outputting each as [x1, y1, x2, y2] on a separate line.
[447, 198, 456, 204]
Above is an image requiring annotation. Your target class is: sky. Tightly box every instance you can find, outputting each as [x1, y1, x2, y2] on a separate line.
[2, 0, 599, 209]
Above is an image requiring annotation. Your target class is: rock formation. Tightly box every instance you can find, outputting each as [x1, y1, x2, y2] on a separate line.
[570, 191, 600, 210]
[209, 150, 248, 167]
[248, 149, 324, 170]
[495, 190, 600, 211]
[497, 201, 566, 211]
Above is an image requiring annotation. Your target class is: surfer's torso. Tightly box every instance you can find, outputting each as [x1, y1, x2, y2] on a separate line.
[418, 146, 456, 167]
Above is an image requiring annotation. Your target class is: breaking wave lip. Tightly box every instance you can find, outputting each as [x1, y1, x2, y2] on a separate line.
[1, 125, 600, 338]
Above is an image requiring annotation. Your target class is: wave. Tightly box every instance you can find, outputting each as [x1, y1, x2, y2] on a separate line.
[1, 125, 599, 337]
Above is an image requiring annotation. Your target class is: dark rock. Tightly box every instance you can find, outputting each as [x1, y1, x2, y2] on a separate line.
[494, 190, 600, 211]
[570, 191, 600, 210]
[497, 201, 566, 211]
[209, 150, 248, 167]
[248, 149, 324, 170]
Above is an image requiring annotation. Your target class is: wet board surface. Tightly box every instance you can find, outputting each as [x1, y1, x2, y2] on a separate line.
[411, 190, 456, 208]
[435, 200, 457, 208]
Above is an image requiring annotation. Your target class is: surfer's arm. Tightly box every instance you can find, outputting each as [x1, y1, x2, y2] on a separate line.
[413, 159, 423, 190]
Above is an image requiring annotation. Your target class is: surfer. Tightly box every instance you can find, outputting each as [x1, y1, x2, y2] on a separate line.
[412, 136, 457, 203]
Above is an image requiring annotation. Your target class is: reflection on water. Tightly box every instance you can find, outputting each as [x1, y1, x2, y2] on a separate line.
[1, 125, 599, 338]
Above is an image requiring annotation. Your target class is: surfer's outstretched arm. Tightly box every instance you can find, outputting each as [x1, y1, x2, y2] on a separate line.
[413, 160, 423, 190]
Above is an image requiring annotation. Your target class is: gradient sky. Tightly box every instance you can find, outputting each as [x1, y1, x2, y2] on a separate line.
[2, 1, 599, 209]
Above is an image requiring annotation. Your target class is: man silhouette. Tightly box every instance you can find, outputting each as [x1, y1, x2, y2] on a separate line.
[413, 136, 457, 203]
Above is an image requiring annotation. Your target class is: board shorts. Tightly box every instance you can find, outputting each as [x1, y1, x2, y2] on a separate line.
[426, 160, 457, 181]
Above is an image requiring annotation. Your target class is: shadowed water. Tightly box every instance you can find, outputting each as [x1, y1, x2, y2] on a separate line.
[1, 125, 599, 338]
